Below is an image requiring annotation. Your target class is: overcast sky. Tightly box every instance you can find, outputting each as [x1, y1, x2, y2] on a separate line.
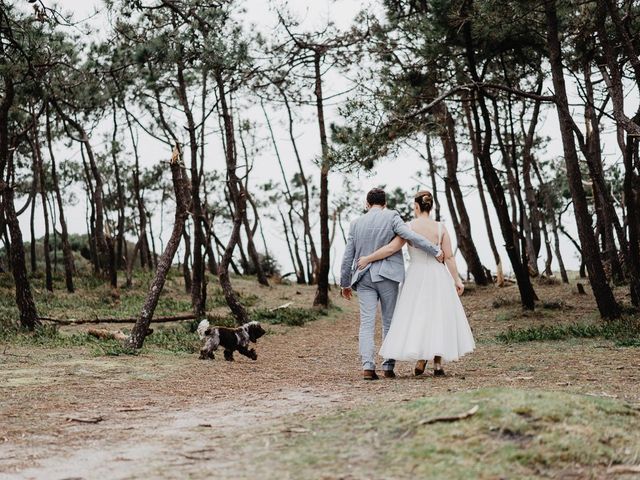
[20, 0, 627, 280]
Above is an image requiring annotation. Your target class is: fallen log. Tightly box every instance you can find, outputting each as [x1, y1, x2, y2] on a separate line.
[86, 328, 128, 341]
[39, 313, 197, 326]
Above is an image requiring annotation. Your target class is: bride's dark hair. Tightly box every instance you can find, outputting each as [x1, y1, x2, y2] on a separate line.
[414, 190, 434, 213]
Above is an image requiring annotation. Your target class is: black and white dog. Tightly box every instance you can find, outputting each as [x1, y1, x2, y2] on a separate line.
[197, 319, 266, 361]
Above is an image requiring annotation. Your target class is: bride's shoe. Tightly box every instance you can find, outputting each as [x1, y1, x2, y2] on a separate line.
[414, 360, 427, 376]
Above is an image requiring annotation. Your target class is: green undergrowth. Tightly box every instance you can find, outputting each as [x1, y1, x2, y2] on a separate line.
[0, 271, 260, 323]
[497, 317, 640, 346]
[251, 306, 330, 326]
[254, 388, 640, 479]
[0, 305, 331, 355]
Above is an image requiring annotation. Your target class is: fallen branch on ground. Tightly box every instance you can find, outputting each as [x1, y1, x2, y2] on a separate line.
[270, 302, 292, 311]
[87, 328, 128, 341]
[66, 416, 104, 424]
[417, 405, 479, 426]
[39, 313, 197, 326]
[607, 465, 640, 475]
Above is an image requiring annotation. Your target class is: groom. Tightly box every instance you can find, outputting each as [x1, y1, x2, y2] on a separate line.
[340, 188, 444, 380]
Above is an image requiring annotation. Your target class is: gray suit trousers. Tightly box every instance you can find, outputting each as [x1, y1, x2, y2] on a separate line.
[356, 270, 399, 371]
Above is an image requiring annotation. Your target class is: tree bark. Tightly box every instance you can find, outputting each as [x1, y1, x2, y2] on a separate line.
[544, 0, 620, 319]
[54, 101, 114, 284]
[0, 77, 39, 329]
[434, 101, 488, 285]
[313, 51, 331, 308]
[215, 70, 249, 324]
[45, 106, 74, 292]
[2, 181, 40, 330]
[464, 99, 503, 285]
[31, 122, 52, 292]
[176, 58, 206, 317]
[461, 17, 536, 307]
[277, 86, 319, 283]
[126, 146, 191, 349]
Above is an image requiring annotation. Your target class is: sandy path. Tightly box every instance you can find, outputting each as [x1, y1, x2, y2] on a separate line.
[1, 287, 639, 479]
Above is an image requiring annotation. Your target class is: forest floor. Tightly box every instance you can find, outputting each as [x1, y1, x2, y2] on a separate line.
[1, 273, 640, 479]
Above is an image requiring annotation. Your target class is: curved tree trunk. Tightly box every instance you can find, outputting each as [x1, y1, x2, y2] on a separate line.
[434, 101, 488, 285]
[215, 70, 249, 324]
[126, 147, 191, 349]
[545, 0, 620, 319]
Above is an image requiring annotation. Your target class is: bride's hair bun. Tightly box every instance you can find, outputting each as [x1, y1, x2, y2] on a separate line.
[414, 190, 434, 213]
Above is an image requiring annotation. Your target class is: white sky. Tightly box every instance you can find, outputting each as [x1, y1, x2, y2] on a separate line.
[20, 0, 633, 282]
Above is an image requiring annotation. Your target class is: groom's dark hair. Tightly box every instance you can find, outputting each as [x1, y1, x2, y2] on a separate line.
[366, 188, 386, 206]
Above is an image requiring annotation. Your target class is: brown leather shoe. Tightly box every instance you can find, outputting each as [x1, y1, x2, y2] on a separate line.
[414, 360, 427, 376]
[383, 370, 396, 378]
[363, 369, 379, 381]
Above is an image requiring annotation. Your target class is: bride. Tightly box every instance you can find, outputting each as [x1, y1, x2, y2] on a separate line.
[357, 190, 475, 376]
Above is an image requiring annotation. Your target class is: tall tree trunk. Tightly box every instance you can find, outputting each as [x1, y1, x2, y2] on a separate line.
[492, 96, 538, 278]
[54, 102, 114, 284]
[31, 123, 52, 292]
[459, 11, 536, 307]
[277, 87, 319, 283]
[46, 106, 74, 292]
[544, 0, 620, 318]
[123, 105, 151, 270]
[126, 147, 191, 349]
[110, 104, 127, 271]
[0, 78, 39, 330]
[2, 182, 40, 330]
[176, 59, 206, 317]
[215, 70, 249, 324]
[313, 51, 331, 307]
[465, 93, 536, 307]
[582, 65, 624, 283]
[464, 99, 503, 285]
[434, 101, 488, 285]
[596, 0, 640, 305]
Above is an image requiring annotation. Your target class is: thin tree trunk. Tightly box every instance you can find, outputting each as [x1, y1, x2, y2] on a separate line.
[434, 101, 488, 285]
[182, 226, 192, 294]
[551, 214, 569, 283]
[215, 70, 249, 324]
[126, 147, 191, 349]
[464, 99, 503, 285]
[176, 58, 206, 317]
[29, 184, 36, 273]
[46, 106, 74, 292]
[31, 123, 52, 292]
[276, 87, 320, 283]
[313, 52, 331, 307]
[54, 101, 114, 284]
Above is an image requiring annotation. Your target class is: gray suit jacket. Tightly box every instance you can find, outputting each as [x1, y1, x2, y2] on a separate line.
[340, 208, 442, 288]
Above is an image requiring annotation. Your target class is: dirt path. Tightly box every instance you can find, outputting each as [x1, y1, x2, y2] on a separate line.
[1, 283, 639, 479]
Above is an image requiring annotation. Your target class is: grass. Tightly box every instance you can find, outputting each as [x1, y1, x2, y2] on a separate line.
[0, 271, 257, 324]
[497, 318, 640, 346]
[252, 388, 640, 479]
[251, 306, 328, 326]
[0, 322, 200, 356]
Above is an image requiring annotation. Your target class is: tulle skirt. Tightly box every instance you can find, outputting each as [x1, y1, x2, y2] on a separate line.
[379, 256, 475, 363]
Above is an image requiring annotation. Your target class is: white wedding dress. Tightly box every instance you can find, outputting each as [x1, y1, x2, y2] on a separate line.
[379, 223, 475, 362]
